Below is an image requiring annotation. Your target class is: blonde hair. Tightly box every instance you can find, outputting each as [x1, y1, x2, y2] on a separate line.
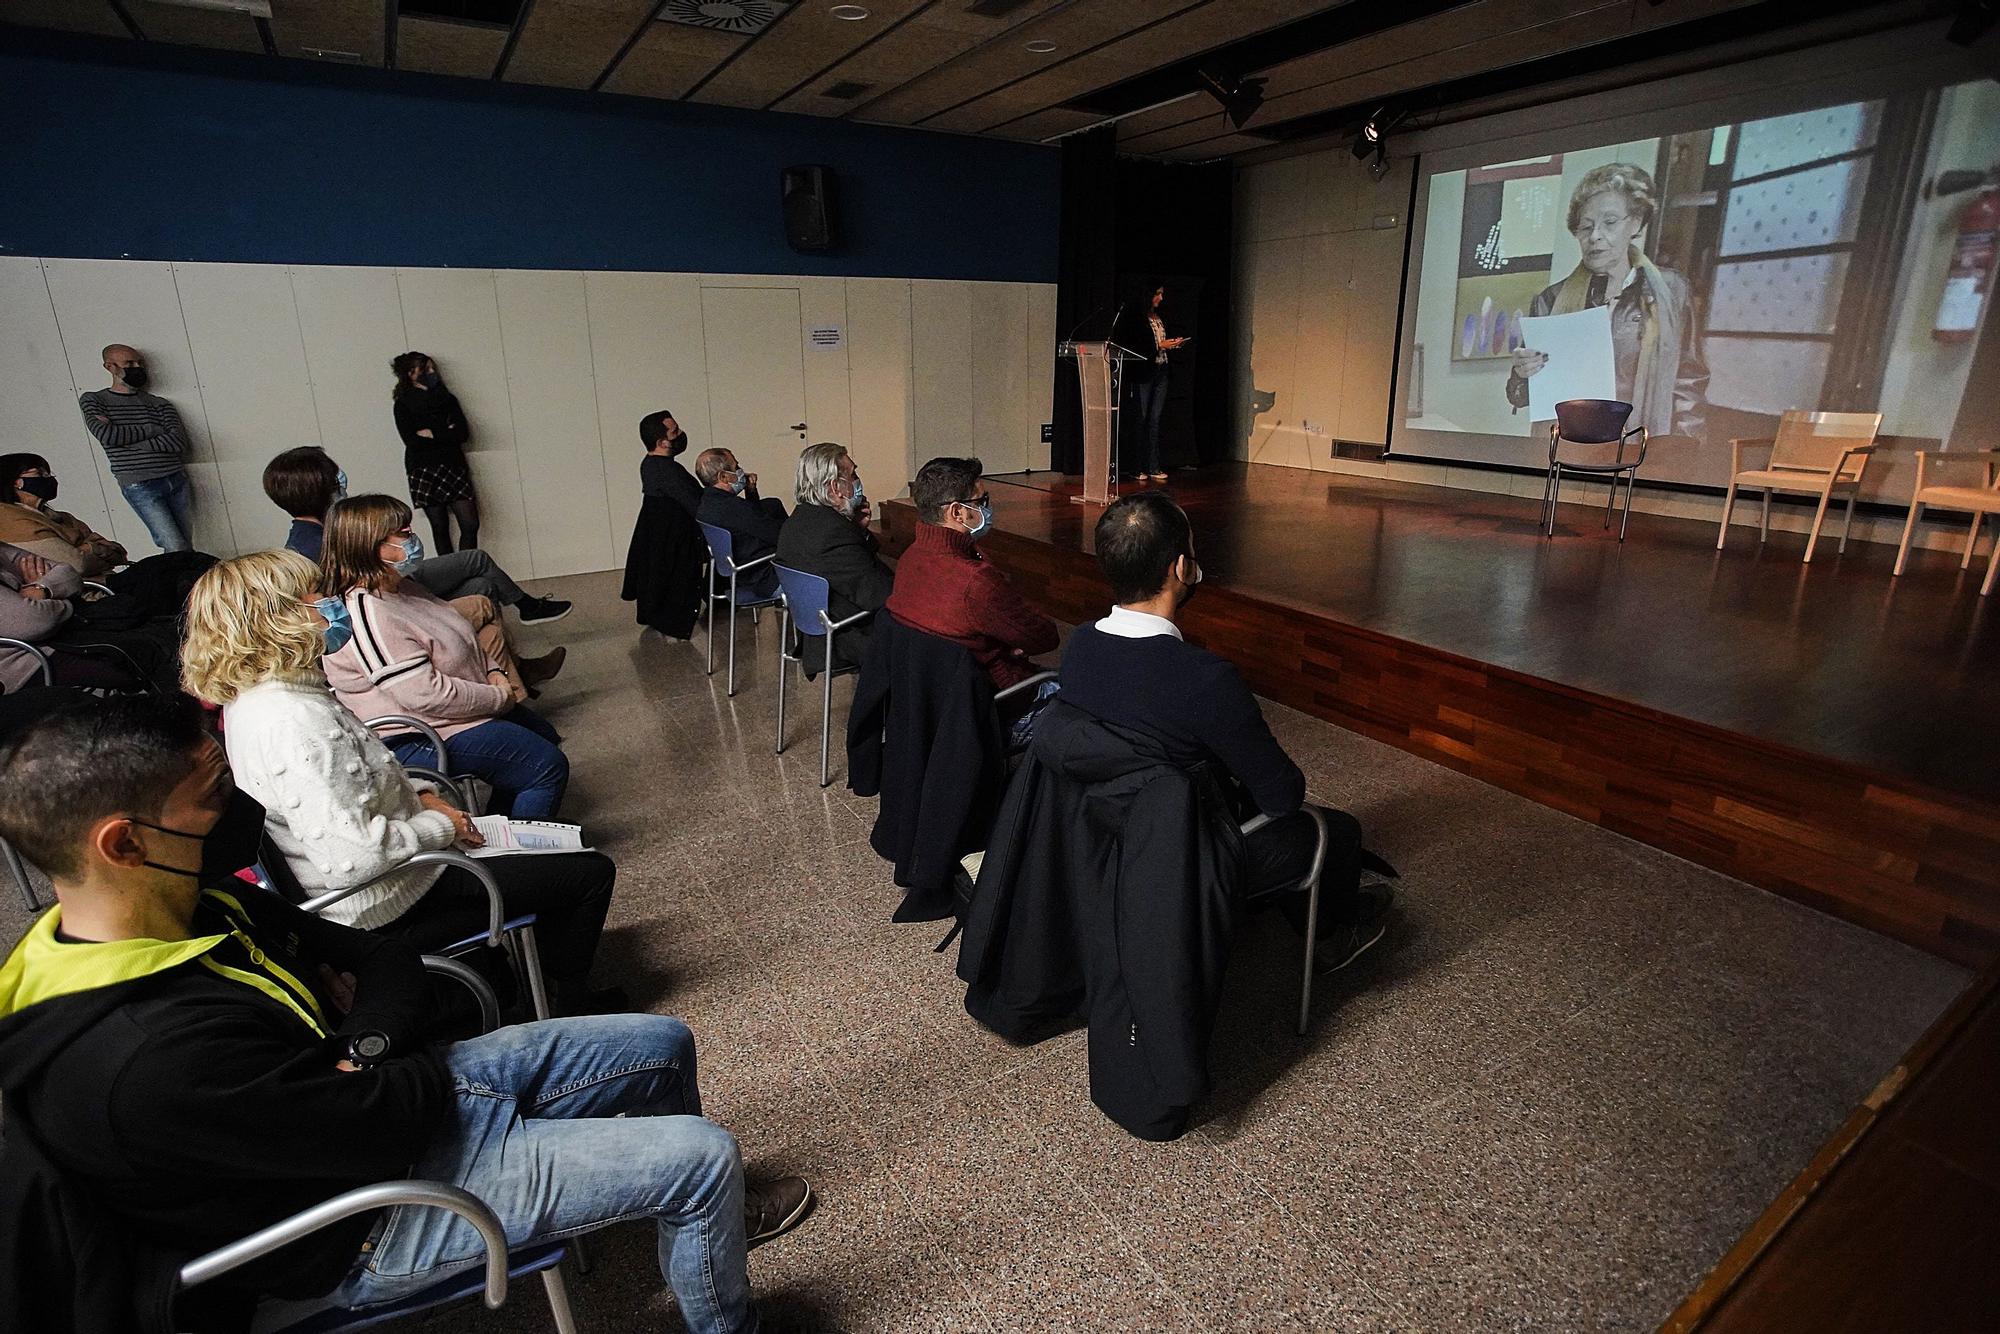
[181, 549, 328, 706]
[1567, 163, 1657, 234]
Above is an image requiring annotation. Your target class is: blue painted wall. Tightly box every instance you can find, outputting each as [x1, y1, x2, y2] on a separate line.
[0, 30, 1060, 282]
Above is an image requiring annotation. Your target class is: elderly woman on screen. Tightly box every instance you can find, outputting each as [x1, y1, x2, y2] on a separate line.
[1505, 163, 1707, 439]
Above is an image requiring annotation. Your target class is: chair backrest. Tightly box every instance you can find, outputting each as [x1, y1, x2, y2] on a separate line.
[1769, 409, 1882, 479]
[1553, 399, 1633, 444]
[773, 563, 833, 636]
[696, 521, 739, 575]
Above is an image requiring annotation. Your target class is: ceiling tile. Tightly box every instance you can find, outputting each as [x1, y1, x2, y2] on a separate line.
[599, 19, 746, 100]
[985, 105, 1103, 143]
[503, 0, 654, 89]
[132, 2, 266, 52]
[397, 16, 507, 79]
[771, 0, 1071, 118]
[269, 0, 385, 65]
[689, 0, 931, 111]
[0, 0, 129, 39]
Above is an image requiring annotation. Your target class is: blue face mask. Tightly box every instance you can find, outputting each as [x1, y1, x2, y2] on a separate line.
[392, 531, 425, 574]
[841, 476, 867, 516]
[729, 471, 749, 497]
[961, 496, 993, 541]
[315, 596, 353, 655]
[333, 468, 349, 503]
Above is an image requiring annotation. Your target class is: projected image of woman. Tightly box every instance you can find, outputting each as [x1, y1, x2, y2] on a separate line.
[1506, 164, 1707, 439]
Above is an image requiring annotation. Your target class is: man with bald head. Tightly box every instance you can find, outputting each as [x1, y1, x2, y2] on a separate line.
[78, 344, 193, 552]
[694, 446, 788, 601]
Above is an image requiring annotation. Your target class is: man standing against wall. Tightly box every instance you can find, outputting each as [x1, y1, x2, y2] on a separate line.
[77, 344, 194, 553]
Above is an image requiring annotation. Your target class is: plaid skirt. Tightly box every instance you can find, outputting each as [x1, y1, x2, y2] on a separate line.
[407, 458, 475, 508]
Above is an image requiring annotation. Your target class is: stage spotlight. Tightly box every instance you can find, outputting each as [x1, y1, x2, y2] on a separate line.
[1352, 106, 1390, 161]
[1946, 0, 1996, 46]
[1194, 67, 1267, 130]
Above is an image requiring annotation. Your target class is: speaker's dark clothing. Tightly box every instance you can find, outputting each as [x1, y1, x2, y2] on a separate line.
[695, 487, 787, 601]
[774, 504, 893, 676]
[621, 492, 706, 639]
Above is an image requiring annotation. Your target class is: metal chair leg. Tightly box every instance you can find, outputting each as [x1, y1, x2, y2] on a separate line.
[704, 578, 717, 676]
[1603, 472, 1616, 528]
[1295, 807, 1330, 1037]
[775, 609, 789, 756]
[1618, 467, 1637, 542]
[515, 926, 553, 1021]
[540, 1263, 580, 1334]
[5, 838, 42, 913]
[1540, 462, 1557, 535]
[819, 650, 834, 788]
[726, 570, 741, 697]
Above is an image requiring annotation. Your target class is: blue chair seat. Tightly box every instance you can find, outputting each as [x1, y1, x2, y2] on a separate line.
[271, 1243, 568, 1333]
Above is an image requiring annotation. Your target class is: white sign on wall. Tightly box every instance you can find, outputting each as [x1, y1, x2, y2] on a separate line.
[808, 324, 844, 350]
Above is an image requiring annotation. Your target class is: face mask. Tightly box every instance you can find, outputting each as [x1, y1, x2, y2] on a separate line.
[18, 476, 57, 503]
[419, 371, 442, 390]
[333, 469, 349, 503]
[729, 472, 749, 497]
[391, 531, 426, 573]
[131, 788, 268, 885]
[837, 477, 866, 516]
[960, 496, 993, 541]
[121, 366, 150, 391]
[1179, 555, 1203, 605]
[316, 595, 353, 655]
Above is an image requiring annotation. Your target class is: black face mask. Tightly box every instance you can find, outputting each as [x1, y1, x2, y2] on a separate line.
[121, 366, 150, 391]
[419, 371, 442, 390]
[131, 788, 267, 885]
[17, 476, 57, 503]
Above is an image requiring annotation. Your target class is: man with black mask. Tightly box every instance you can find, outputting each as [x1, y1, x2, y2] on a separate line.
[77, 344, 195, 554]
[640, 409, 703, 518]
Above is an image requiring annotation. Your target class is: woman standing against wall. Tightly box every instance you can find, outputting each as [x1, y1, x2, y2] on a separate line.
[390, 351, 481, 554]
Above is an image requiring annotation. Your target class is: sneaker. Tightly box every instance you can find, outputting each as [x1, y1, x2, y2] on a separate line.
[1314, 882, 1396, 974]
[745, 1175, 814, 1249]
[517, 596, 572, 624]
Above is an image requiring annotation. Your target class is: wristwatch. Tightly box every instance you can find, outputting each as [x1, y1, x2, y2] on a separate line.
[345, 1030, 392, 1069]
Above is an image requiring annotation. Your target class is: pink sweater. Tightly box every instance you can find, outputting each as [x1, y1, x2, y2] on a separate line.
[323, 585, 512, 738]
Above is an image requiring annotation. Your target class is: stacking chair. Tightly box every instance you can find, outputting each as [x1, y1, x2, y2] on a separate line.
[1542, 399, 1649, 541]
[697, 521, 782, 697]
[1238, 807, 1330, 1036]
[1716, 409, 1881, 562]
[175, 958, 581, 1333]
[1894, 447, 2000, 596]
[366, 714, 482, 814]
[0, 636, 53, 691]
[772, 563, 873, 787]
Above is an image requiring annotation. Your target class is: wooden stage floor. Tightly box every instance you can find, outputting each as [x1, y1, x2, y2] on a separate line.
[898, 463, 2000, 964]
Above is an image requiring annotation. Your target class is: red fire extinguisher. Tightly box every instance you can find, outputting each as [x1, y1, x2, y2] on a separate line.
[1936, 178, 1999, 343]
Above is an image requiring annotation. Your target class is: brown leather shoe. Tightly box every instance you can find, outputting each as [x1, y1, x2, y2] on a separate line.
[520, 646, 566, 687]
[745, 1175, 814, 1249]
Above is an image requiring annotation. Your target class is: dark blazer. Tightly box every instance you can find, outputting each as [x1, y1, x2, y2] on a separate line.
[621, 493, 706, 639]
[696, 486, 786, 601]
[956, 700, 1243, 1141]
[847, 611, 1009, 922]
[775, 504, 893, 676]
[640, 452, 703, 519]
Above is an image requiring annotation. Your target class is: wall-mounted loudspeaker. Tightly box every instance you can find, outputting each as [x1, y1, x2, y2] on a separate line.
[782, 165, 838, 254]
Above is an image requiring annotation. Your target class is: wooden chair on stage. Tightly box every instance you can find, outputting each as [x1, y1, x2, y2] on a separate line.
[1893, 447, 2000, 596]
[1716, 410, 1881, 563]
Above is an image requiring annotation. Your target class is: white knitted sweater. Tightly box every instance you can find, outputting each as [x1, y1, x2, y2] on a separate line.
[223, 674, 459, 929]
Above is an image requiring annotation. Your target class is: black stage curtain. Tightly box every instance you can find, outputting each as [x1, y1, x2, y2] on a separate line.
[1050, 145, 1235, 475]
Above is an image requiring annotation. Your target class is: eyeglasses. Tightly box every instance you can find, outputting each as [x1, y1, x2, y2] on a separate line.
[1573, 214, 1633, 238]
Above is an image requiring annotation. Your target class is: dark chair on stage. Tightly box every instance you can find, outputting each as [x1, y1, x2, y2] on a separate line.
[1542, 398, 1648, 541]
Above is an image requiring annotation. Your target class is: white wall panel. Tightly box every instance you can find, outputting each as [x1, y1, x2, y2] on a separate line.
[796, 277, 853, 451]
[1239, 238, 1309, 470]
[698, 285, 808, 490]
[174, 262, 320, 554]
[291, 265, 410, 503]
[43, 258, 230, 555]
[1026, 282, 1058, 472]
[910, 281, 974, 467]
[497, 270, 614, 578]
[970, 283, 1030, 474]
[584, 270, 710, 551]
[0, 258, 121, 545]
[845, 278, 914, 497]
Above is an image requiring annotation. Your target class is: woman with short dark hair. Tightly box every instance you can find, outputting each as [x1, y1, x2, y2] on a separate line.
[0, 452, 127, 576]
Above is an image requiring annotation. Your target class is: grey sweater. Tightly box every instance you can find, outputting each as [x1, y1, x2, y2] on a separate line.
[77, 388, 190, 482]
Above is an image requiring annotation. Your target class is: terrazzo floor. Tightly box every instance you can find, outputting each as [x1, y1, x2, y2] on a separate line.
[1, 570, 1970, 1332]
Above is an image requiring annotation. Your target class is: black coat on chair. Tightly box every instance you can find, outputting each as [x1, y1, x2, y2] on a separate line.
[620, 493, 706, 639]
[847, 612, 1008, 922]
[956, 700, 1243, 1142]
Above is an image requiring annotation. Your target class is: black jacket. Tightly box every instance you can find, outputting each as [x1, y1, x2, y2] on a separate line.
[641, 451, 703, 518]
[622, 491, 707, 639]
[392, 387, 470, 472]
[0, 887, 450, 1330]
[774, 504, 893, 675]
[696, 486, 787, 601]
[847, 611, 1009, 922]
[956, 701, 1242, 1141]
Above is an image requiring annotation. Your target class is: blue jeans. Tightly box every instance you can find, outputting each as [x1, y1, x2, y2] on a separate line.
[292, 1016, 753, 1334]
[396, 706, 568, 819]
[119, 469, 193, 552]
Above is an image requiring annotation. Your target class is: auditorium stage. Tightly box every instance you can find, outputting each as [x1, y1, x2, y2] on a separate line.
[883, 462, 2000, 965]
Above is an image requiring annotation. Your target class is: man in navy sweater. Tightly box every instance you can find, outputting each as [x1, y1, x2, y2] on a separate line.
[1058, 491, 1393, 969]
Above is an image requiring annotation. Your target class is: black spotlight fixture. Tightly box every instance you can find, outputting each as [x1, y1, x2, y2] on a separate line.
[1351, 106, 1391, 161]
[1946, 0, 1997, 45]
[1194, 67, 1268, 130]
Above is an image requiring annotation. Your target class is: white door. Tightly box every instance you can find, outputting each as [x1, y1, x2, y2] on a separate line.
[700, 287, 808, 489]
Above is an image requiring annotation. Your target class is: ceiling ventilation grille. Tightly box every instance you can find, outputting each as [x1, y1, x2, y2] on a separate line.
[658, 0, 793, 35]
[401, 0, 524, 25]
[821, 79, 874, 100]
[967, 0, 1036, 16]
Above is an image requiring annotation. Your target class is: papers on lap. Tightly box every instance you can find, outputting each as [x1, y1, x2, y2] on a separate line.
[1518, 305, 1617, 421]
[467, 816, 591, 857]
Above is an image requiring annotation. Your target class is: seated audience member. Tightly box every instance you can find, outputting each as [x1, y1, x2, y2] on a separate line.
[0, 544, 105, 691]
[263, 446, 570, 623]
[641, 409, 703, 517]
[180, 550, 620, 1012]
[0, 542, 196, 696]
[775, 442, 891, 675]
[885, 456, 1058, 708]
[320, 497, 570, 819]
[0, 452, 127, 576]
[0, 695, 809, 1332]
[1059, 492, 1393, 966]
[695, 447, 788, 601]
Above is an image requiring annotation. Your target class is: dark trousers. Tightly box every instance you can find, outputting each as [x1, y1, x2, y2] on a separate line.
[1242, 804, 1363, 932]
[385, 849, 616, 989]
[1133, 370, 1170, 474]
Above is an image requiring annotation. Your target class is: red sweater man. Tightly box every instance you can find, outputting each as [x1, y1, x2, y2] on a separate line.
[885, 459, 1058, 691]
